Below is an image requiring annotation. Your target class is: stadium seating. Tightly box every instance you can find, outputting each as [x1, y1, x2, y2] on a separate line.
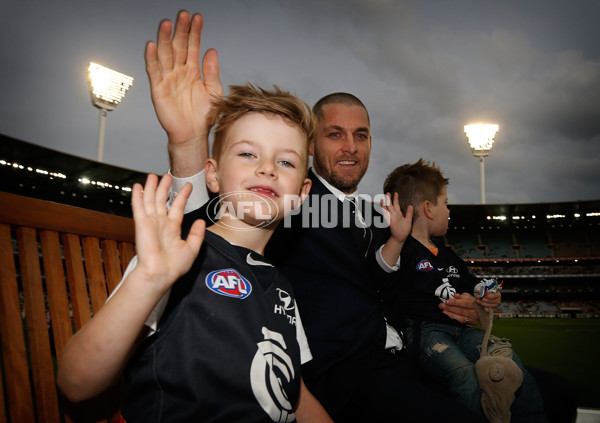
[515, 228, 552, 259]
[479, 228, 519, 259]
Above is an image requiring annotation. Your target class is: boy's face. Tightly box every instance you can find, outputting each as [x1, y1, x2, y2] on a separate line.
[430, 187, 450, 237]
[310, 103, 371, 194]
[206, 113, 311, 228]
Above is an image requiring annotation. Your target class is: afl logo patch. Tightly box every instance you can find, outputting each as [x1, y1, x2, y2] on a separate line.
[206, 269, 252, 299]
[417, 260, 434, 271]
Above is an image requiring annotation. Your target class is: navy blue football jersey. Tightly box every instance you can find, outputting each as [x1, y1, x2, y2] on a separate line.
[121, 231, 304, 422]
[384, 235, 479, 327]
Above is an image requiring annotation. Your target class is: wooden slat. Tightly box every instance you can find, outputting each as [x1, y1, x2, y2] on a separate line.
[0, 353, 5, 423]
[40, 230, 73, 361]
[0, 191, 134, 243]
[0, 334, 5, 423]
[119, 242, 135, 276]
[0, 224, 36, 422]
[102, 240, 123, 294]
[63, 234, 93, 330]
[17, 227, 61, 423]
[82, 237, 109, 314]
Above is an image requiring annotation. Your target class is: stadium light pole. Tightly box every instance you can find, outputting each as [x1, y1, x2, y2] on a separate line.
[464, 123, 499, 204]
[87, 62, 133, 162]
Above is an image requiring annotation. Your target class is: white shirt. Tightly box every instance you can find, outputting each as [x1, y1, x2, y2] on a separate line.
[168, 169, 211, 213]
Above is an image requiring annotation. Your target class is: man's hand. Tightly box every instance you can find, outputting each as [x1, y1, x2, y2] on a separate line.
[477, 291, 501, 312]
[145, 10, 223, 176]
[131, 174, 206, 291]
[439, 292, 480, 326]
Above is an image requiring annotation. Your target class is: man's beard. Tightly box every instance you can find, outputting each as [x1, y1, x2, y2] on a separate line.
[314, 156, 367, 194]
[327, 171, 361, 193]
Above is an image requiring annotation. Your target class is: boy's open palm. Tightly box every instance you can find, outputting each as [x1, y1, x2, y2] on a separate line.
[132, 174, 205, 290]
[382, 192, 414, 243]
[145, 11, 223, 148]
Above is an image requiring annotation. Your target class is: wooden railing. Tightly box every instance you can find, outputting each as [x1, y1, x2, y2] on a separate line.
[0, 191, 134, 423]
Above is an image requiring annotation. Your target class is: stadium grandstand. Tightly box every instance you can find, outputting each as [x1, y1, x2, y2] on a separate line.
[0, 134, 147, 218]
[444, 201, 600, 320]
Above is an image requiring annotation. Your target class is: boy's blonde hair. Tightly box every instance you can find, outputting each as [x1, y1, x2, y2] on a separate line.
[383, 158, 449, 216]
[209, 83, 315, 173]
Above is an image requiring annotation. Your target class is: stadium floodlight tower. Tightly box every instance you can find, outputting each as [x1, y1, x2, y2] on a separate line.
[87, 62, 133, 162]
[464, 123, 499, 204]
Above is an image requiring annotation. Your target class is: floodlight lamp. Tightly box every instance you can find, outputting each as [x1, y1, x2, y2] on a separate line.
[88, 62, 133, 111]
[464, 123, 499, 157]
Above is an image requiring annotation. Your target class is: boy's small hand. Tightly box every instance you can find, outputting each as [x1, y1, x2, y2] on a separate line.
[132, 174, 206, 291]
[381, 192, 413, 243]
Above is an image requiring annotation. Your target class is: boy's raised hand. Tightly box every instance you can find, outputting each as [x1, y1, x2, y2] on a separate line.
[382, 192, 413, 243]
[379, 192, 413, 267]
[145, 10, 223, 176]
[132, 174, 205, 291]
[57, 175, 204, 402]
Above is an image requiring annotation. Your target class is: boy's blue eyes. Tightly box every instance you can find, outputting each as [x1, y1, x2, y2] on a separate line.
[238, 152, 295, 168]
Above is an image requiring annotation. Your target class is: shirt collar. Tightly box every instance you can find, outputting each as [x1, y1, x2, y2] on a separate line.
[310, 168, 359, 202]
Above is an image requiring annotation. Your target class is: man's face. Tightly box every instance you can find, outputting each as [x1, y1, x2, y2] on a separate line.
[310, 103, 372, 194]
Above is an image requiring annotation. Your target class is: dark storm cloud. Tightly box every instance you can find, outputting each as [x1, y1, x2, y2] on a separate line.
[279, 0, 600, 203]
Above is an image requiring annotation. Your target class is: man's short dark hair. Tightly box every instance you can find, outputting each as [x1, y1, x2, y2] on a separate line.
[312, 92, 370, 126]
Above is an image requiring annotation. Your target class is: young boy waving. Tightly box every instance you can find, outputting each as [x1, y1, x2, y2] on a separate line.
[379, 158, 547, 422]
[58, 83, 332, 422]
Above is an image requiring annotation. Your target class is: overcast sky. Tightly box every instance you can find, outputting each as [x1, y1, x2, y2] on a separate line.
[1, 0, 599, 204]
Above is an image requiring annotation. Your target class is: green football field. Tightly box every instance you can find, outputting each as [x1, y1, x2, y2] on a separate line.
[491, 318, 600, 409]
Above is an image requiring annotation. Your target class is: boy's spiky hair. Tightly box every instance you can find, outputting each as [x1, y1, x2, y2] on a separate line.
[383, 158, 449, 215]
[209, 83, 315, 167]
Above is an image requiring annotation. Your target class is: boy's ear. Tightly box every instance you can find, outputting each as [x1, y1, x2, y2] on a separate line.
[423, 200, 434, 220]
[205, 159, 219, 194]
[298, 178, 312, 205]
